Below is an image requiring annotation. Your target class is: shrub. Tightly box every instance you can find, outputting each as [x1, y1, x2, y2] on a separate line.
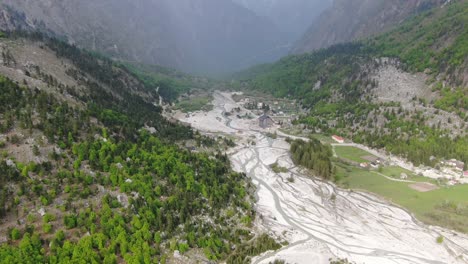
[43, 223, 52, 234]
[64, 214, 77, 229]
[9, 228, 21, 240]
[436, 235, 444, 244]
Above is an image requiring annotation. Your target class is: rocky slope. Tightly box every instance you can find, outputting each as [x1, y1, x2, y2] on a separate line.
[292, 0, 447, 54]
[232, 0, 331, 41]
[0, 0, 284, 74]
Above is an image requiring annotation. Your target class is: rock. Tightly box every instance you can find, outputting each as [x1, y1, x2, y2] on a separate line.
[38, 208, 46, 217]
[117, 194, 129, 208]
[144, 126, 157, 134]
[400, 173, 408, 179]
[6, 159, 16, 168]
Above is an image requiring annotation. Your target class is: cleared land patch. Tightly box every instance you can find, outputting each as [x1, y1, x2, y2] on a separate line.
[409, 182, 439, 192]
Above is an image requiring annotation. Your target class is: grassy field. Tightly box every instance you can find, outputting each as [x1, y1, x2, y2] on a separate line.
[175, 96, 213, 113]
[336, 164, 468, 233]
[334, 146, 376, 163]
[379, 166, 439, 184]
[310, 134, 336, 144]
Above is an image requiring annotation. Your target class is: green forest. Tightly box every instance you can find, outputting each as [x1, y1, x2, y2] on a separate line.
[0, 32, 277, 263]
[289, 138, 333, 180]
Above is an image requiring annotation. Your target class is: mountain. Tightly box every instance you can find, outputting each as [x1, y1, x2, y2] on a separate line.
[235, 0, 468, 169]
[0, 31, 284, 263]
[292, 0, 448, 54]
[0, 0, 284, 74]
[232, 0, 332, 41]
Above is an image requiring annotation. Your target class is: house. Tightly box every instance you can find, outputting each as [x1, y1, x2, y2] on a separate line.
[332, 135, 345, 144]
[359, 163, 369, 168]
[259, 114, 274, 129]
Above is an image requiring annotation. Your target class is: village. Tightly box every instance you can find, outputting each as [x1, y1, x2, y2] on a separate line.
[176, 91, 468, 187]
[239, 95, 468, 183]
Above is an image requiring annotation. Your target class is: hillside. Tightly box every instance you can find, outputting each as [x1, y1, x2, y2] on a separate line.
[0, 0, 285, 74]
[235, 0, 468, 168]
[232, 0, 331, 41]
[0, 32, 280, 263]
[292, 0, 447, 54]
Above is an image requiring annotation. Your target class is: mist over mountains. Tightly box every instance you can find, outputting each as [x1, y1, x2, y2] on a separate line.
[232, 0, 331, 42]
[0, 0, 290, 74]
[0, 0, 453, 75]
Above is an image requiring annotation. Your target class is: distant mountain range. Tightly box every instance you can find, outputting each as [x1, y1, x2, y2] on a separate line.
[0, 0, 455, 74]
[0, 0, 286, 74]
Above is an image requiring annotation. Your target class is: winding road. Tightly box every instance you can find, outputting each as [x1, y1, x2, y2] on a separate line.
[176, 91, 468, 264]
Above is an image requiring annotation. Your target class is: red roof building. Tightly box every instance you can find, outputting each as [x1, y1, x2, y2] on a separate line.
[332, 135, 345, 143]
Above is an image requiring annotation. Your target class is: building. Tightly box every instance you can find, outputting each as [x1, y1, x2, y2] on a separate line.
[464, 171, 468, 178]
[259, 114, 274, 129]
[332, 135, 345, 144]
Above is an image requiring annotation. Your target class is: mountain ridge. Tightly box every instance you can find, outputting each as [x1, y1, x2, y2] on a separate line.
[292, 0, 449, 54]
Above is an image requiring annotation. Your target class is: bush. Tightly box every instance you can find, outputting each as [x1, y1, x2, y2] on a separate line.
[43, 213, 56, 224]
[9, 228, 21, 240]
[436, 235, 444, 244]
[64, 215, 77, 229]
[43, 223, 52, 234]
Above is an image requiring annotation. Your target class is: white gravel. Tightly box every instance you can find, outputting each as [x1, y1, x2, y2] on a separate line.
[175, 91, 468, 264]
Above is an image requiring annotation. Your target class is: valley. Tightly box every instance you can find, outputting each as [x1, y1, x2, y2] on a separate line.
[172, 91, 468, 264]
[0, 1, 466, 263]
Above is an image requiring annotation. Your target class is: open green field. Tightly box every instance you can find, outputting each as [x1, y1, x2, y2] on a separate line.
[336, 164, 468, 233]
[175, 96, 213, 113]
[378, 166, 439, 184]
[334, 146, 376, 163]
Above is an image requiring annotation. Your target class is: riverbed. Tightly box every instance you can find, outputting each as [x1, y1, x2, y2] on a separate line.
[173, 91, 468, 264]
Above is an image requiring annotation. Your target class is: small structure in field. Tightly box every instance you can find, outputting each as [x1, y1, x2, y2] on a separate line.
[332, 135, 345, 143]
[360, 162, 369, 168]
[259, 114, 274, 129]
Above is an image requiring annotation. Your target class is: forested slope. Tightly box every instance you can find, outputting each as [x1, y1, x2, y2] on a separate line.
[0, 32, 273, 263]
[235, 0, 468, 168]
